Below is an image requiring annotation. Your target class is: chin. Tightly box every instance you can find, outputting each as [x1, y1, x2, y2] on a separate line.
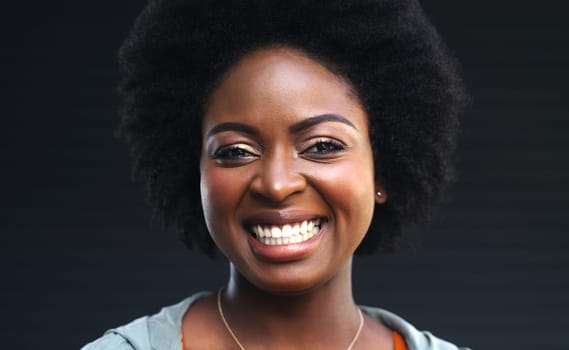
[244, 268, 336, 297]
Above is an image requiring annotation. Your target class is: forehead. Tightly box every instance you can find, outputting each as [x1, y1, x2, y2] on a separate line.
[204, 47, 368, 130]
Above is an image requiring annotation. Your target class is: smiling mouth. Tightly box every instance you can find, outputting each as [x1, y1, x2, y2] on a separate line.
[248, 219, 324, 246]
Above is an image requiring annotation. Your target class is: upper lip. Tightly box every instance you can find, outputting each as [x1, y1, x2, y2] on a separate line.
[242, 210, 326, 227]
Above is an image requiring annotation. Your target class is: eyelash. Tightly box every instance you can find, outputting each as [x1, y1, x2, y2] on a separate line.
[212, 139, 346, 165]
[301, 139, 346, 156]
[213, 145, 258, 161]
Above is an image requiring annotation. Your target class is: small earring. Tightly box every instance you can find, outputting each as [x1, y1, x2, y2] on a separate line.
[376, 191, 382, 197]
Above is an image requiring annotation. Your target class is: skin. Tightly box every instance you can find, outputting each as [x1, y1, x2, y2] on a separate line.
[182, 47, 391, 349]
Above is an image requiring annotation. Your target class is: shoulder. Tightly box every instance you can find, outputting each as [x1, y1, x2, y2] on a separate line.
[81, 291, 212, 350]
[80, 316, 150, 350]
[80, 333, 135, 350]
[360, 305, 471, 350]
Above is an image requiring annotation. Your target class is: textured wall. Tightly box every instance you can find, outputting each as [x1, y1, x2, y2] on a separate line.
[2, 1, 567, 349]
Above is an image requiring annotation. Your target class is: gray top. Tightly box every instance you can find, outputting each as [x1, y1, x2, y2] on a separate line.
[81, 291, 470, 350]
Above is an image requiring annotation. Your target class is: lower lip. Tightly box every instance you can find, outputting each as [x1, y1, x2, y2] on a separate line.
[247, 224, 326, 262]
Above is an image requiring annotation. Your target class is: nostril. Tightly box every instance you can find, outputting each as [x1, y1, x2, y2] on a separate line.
[250, 175, 306, 202]
[249, 159, 307, 202]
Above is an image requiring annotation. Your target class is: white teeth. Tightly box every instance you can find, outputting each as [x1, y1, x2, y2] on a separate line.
[311, 225, 319, 235]
[292, 225, 300, 236]
[271, 226, 282, 238]
[250, 219, 323, 246]
[282, 225, 292, 237]
[300, 221, 308, 234]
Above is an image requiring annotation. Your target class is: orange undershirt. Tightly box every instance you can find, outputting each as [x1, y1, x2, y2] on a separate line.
[393, 330, 408, 350]
[182, 330, 408, 349]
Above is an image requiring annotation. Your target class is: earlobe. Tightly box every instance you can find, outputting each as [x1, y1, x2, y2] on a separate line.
[374, 183, 387, 204]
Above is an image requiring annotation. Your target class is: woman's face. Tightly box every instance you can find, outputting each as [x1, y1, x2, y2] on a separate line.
[200, 48, 384, 294]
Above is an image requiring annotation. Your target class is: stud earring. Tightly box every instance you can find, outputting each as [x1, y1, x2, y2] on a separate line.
[376, 191, 382, 197]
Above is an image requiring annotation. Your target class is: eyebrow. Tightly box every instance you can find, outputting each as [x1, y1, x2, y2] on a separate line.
[205, 113, 357, 138]
[289, 113, 357, 133]
[206, 122, 258, 138]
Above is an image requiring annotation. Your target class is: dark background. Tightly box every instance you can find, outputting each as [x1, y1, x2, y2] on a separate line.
[2, 1, 568, 349]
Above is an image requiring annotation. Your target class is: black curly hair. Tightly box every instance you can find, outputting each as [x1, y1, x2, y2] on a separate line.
[117, 0, 467, 257]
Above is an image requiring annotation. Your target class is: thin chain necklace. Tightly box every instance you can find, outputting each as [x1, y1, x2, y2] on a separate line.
[217, 289, 365, 350]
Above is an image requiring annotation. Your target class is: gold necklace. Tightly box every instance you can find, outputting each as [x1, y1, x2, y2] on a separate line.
[217, 289, 365, 350]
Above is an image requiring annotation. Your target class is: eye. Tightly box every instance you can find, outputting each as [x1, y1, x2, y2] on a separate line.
[301, 139, 346, 159]
[212, 144, 259, 165]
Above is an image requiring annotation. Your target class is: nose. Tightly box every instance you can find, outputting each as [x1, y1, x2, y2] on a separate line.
[249, 149, 306, 202]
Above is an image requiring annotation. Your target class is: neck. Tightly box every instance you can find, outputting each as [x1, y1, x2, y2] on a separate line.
[219, 259, 362, 348]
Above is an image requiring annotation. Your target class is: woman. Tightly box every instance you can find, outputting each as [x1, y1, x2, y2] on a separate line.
[83, 0, 469, 349]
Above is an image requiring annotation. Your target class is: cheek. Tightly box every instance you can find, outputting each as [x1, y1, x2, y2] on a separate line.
[316, 160, 376, 230]
[200, 164, 255, 230]
[336, 176, 374, 220]
[200, 166, 250, 258]
[200, 167, 241, 227]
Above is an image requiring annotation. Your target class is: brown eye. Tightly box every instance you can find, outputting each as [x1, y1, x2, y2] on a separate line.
[213, 144, 259, 165]
[302, 140, 345, 155]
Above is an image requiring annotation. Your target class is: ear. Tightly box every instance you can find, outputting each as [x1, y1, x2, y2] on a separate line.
[374, 181, 387, 205]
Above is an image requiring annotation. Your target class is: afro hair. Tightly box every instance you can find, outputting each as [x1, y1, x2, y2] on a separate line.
[117, 0, 468, 257]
